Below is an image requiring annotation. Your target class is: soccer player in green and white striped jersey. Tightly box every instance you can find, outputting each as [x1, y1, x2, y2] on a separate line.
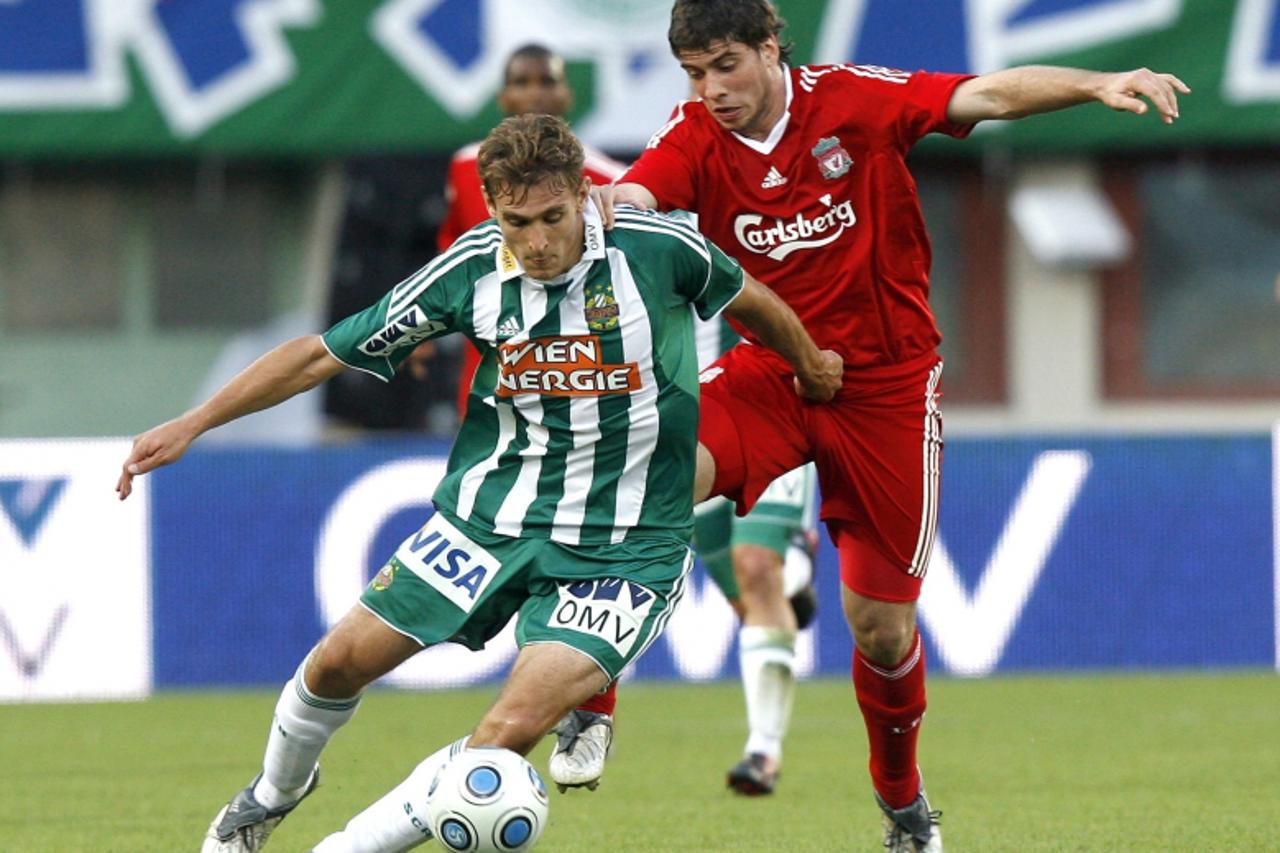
[116, 114, 841, 853]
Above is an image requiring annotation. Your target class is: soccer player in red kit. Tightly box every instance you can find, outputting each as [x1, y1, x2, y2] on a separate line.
[439, 43, 626, 416]
[602, 1, 1188, 849]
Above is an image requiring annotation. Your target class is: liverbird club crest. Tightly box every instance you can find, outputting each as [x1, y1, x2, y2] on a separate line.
[584, 279, 620, 331]
[811, 136, 853, 180]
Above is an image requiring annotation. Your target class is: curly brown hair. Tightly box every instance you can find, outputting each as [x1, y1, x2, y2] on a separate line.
[477, 114, 585, 206]
[668, 0, 792, 65]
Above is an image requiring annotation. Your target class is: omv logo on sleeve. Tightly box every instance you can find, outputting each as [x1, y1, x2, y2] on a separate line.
[816, 0, 1182, 73]
[1226, 0, 1280, 102]
[0, 0, 319, 137]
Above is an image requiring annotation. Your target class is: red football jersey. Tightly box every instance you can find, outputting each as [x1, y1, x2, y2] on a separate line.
[623, 64, 973, 370]
[440, 140, 627, 413]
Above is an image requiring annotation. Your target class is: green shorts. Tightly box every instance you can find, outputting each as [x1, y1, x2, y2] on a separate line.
[693, 463, 816, 600]
[360, 509, 693, 680]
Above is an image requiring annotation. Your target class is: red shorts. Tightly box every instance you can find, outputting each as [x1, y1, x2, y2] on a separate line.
[698, 346, 943, 602]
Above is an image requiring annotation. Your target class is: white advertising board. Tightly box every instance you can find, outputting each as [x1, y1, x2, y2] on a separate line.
[0, 440, 151, 702]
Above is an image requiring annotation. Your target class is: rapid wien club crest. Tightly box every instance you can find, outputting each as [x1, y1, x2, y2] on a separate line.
[811, 136, 853, 180]
[584, 279, 620, 331]
[370, 561, 397, 591]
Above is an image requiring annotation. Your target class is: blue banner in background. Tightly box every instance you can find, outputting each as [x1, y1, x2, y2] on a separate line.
[148, 435, 1276, 688]
[916, 438, 1273, 675]
[150, 441, 436, 687]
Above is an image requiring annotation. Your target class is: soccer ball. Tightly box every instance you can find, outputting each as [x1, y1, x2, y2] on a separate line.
[426, 747, 550, 852]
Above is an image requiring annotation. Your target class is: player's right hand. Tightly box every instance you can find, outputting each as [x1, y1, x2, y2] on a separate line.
[590, 182, 657, 229]
[589, 184, 617, 228]
[1097, 68, 1190, 124]
[116, 416, 198, 500]
[794, 349, 843, 402]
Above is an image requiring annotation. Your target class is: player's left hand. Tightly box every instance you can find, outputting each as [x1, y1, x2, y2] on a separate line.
[794, 349, 843, 402]
[116, 416, 198, 500]
[1097, 68, 1190, 124]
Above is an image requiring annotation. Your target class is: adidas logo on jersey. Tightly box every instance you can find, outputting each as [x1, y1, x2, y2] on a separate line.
[496, 317, 522, 339]
[761, 166, 788, 189]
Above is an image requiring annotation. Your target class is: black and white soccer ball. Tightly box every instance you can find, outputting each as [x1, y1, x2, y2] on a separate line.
[426, 747, 549, 852]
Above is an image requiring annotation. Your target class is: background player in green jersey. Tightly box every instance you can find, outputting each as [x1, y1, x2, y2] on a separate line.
[696, 464, 817, 795]
[691, 313, 819, 796]
[116, 114, 841, 853]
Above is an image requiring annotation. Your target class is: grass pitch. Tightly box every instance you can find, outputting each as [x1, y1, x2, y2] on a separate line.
[1, 672, 1276, 851]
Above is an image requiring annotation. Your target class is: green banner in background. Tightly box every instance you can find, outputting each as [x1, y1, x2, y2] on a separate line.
[0, 0, 1274, 157]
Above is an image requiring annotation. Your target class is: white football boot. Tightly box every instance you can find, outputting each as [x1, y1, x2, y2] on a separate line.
[201, 766, 319, 852]
[876, 784, 942, 852]
[547, 710, 613, 793]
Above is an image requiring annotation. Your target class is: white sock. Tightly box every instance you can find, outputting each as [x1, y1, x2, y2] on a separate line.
[739, 625, 797, 760]
[312, 737, 470, 853]
[254, 660, 361, 810]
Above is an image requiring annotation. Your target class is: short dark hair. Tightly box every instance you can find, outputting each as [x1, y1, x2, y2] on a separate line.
[668, 0, 792, 66]
[503, 43, 558, 84]
[477, 114, 584, 206]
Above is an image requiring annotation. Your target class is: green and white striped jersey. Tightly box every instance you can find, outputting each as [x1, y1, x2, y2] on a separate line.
[323, 201, 744, 545]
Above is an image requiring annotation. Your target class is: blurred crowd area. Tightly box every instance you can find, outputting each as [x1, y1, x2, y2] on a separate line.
[1, 146, 1276, 442]
[0, 0, 1274, 438]
[1, 0, 1278, 441]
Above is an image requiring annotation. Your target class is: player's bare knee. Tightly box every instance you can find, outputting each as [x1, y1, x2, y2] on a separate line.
[733, 546, 784, 596]
[303, 637, 368, 699]
[853, 621, 914, 665]
[841, 589, 917, 664]
[847, 609, 915, 666]
[471, 710, 545, 755]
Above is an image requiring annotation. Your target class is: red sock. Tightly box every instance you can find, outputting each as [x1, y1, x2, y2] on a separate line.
[576, 680, 617, 716]
[852, 631, 926, 809]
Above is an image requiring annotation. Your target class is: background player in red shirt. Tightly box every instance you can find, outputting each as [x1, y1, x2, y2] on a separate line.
[603, 1, 1188, 849]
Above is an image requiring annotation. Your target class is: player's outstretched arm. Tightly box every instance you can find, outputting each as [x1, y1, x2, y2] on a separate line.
[724, 274, 842, 402]
[946, 65, 1190, 126]
[116, 334, 344, 500]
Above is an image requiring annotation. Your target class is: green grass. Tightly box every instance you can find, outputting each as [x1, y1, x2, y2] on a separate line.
[1, 672, 1277, 851]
